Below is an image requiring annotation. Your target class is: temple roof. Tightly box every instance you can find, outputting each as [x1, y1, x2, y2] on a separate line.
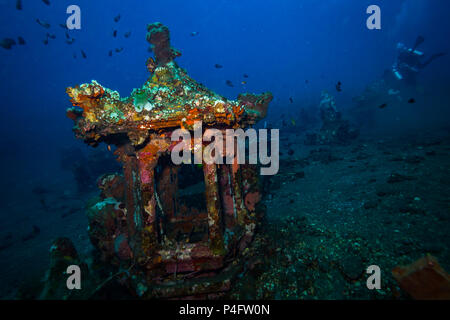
[66, 22, 272, 146]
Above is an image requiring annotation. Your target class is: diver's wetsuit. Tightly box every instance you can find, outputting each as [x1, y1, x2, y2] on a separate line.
[392, 37, 446, 85]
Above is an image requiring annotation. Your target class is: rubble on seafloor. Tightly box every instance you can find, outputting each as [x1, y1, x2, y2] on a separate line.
[227, 132, 450, 300]
[41, 22, 273, 299]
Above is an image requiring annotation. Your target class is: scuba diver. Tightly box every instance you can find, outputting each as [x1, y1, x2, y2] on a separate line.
[392, 36, 446, 85]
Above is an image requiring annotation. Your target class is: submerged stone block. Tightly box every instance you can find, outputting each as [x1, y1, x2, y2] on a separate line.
[392, 254, 450, 300]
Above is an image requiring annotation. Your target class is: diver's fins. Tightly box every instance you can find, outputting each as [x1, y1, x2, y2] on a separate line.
[420, 52, 447, 68]
[412, 36, 425, 51]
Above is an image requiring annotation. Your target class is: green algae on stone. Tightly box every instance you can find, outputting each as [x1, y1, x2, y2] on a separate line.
[133, 90, 154, 113]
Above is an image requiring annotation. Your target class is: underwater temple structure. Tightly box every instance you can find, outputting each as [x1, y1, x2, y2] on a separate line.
[64, 22, 272, 298]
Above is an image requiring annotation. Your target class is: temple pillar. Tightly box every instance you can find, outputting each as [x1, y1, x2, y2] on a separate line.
[203, 163, 224, 254]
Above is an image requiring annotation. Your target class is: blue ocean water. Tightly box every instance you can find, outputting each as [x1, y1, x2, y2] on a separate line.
[0, 0, 449, 300]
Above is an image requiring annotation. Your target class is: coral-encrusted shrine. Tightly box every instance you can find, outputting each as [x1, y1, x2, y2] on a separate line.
[65, 22, 272, 298]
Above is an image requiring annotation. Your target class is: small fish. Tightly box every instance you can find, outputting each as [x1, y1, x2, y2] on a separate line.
[42, 0, 50, 6]
[65, 31, 71, 39]
[408, 98, 416, 104]
[59, 23, 68, 30]
[22, 225, 41, 241]
[124, 31, 131, 38]
[16, 0, 22, 10]
[241, 81, 247, 85]
[225, 80, 234, 87]
[73, 52, 77, 59]
[378, 103, 388, 109]
[108, 50, 113, 57]
[113, 30, 117, 38]
[243, 74, 249, 78]
[305, 79, 309, 84]
[65, 38, 75, 45]
[107, 145, 112, 152]
[114, 14, 121, 23]
[115, 47, 123, 53]
[336, 81, 342, 92]
[42, 38, 48, 45]
[190, 31, 199, 37]
[214, 64, 223, 69]
[81, 50, 87, 58]
[47, 33, 56, 40]
[0, 38, 16, 49]
[291, 119, 296, 126]
[289, 97, 294, 103]
[17, 36, 25, 45]
[36, 19, 51, 29]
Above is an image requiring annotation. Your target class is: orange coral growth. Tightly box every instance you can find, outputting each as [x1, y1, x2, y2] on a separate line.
[66, 82, 106, 122]
[137, 142, 161, 164]
[146, 57, 157, 74]
[392, 254, 450, 300]
[66, 83, 105, 106]
[232, 104, 245, 119]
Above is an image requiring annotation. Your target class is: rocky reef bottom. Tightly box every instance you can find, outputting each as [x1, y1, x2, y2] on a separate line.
[0, 128, 449, 299]
[230, 128, 450, 299]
